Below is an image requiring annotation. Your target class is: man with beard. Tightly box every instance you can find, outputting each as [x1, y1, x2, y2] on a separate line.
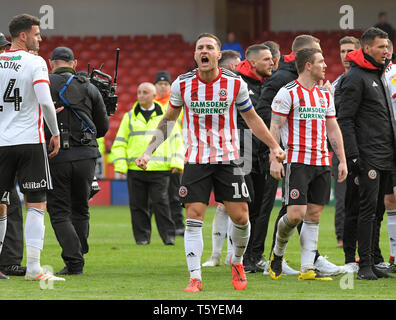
[338, 27, 396, 280]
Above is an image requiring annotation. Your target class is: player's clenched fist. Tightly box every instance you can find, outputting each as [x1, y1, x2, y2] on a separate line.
[271, 146, 286, 163]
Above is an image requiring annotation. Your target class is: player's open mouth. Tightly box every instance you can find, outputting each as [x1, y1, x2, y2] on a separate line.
[201, 56, 209, 64]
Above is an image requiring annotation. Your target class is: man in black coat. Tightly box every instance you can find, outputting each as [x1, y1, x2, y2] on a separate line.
[234, 44, 274, 272]
[45, 47, 109, 275]
[337, 27, 396, 280]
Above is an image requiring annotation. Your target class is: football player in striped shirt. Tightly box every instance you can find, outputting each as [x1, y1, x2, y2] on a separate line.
[268, 48, 348, 280]
[136, 33, 285, 292]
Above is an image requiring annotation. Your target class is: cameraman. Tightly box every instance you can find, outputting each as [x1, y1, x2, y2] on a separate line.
[45, 47, 109, 275]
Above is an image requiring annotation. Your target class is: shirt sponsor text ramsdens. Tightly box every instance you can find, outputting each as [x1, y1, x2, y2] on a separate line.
[298, 107, 326, 120]
[190, 101, 229, 114]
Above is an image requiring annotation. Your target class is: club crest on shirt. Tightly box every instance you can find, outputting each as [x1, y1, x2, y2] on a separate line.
[179, 186, 188, 198]
[290, 189, 300, 200]
[219, 88, 227, 99]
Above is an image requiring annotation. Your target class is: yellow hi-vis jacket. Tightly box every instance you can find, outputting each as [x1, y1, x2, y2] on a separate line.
[109, 101, 184, 173]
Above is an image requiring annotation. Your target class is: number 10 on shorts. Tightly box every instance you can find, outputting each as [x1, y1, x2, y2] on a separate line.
[232, 182, 249, 199]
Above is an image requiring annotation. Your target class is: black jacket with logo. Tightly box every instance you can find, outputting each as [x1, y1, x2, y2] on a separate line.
[337, 49, 396, 170]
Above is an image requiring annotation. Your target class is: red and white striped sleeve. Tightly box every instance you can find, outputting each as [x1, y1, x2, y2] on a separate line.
[325, 91, 336, 118]
[271, 87, 291, 117]
[169, 77, 183, 109]
[235, 79, 253, 113]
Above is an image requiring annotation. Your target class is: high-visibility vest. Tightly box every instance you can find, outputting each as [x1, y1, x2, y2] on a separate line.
[109, 101, 184, 173]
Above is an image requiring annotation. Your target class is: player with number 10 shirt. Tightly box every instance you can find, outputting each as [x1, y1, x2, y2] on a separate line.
[136, 33, 285, 292]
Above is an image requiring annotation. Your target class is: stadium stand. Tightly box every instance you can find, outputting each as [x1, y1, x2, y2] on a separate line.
[33, 30, 365, 178]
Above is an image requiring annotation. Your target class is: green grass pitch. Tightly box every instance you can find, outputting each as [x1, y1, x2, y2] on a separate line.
[0, 204, 395, 300]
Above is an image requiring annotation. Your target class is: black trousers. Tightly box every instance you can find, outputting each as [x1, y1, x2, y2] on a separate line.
[0, 188, 23, 266]
[343, 172, 360, 264]
[243, 170, 267, 262]
[250, 173, 278, 260]
[168, 172, 184, 230]
[332, 155, 346, 241]
[353, 161, 389, 268]
[127, 170, 175, 244]
[47, 159, 96, 271]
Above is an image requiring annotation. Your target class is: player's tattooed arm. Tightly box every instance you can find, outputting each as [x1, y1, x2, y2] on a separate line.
[269, 113, 286, 144]
[329, 137, 340, 158]
[326, 118, 346, 163]
[136, 106, 181, 170]
[144, 105, 181, 156]
[145, 117, 176, 156]
[326, 117, 348, 182]
[269, 113, 287, 180]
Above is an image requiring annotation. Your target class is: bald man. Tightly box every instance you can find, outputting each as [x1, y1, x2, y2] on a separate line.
[110, 82, 184, 245]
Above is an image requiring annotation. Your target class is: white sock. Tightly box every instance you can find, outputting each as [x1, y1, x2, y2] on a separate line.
[25, 207, 45, 274]
[0, 215, 7, 255]
[273, 215, 296, 257]
[226, 217, 233, 261]
[387, 210, 396, 258]
[26, 246, 41, 275]
[211, 206, 228, 258]
[185, 219, 203, 280]
[230, 221, 250, 265]
[300, 220, 319, 272]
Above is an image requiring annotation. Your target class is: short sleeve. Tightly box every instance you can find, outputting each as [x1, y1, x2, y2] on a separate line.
[169, 78, 183, 108]
[32, 56, 50, 86]
[235, 79, 253, 113]
[326, 91, 336, 118]
[271, 87, 291, 116]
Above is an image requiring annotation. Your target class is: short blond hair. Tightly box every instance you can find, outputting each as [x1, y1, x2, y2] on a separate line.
[292, 35, 320, 53]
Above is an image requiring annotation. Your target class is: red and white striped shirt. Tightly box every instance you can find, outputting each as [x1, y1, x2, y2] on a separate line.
[271, 80, 336, 166]
[169, 68, 252, 164]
